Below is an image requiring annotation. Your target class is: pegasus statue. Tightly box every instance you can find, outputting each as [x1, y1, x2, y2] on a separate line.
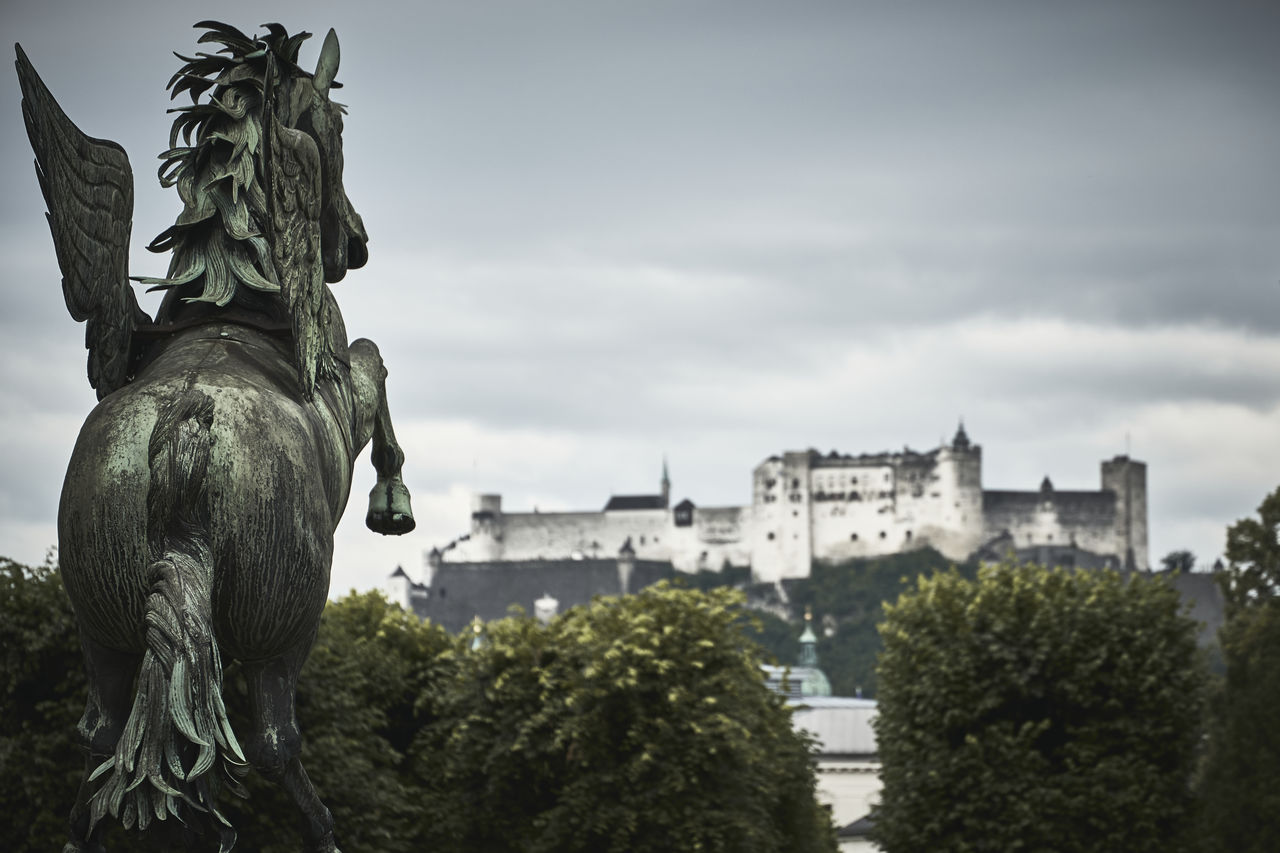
[16, 21, 416, 852]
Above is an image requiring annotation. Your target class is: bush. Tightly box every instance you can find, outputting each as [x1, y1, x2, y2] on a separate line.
[873, 561, 1206, 853]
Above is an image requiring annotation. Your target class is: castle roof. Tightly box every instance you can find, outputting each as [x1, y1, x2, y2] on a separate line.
[604, 494, 667, 511]
[410, 558, 674, 633]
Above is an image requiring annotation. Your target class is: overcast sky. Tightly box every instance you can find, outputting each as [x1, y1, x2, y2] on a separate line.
[3, 0, 1279, 593]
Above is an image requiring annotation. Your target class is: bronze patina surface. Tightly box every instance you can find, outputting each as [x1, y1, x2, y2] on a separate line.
[16, 21, 415, 852]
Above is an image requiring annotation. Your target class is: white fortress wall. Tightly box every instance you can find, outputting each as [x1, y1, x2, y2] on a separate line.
[983, 490, 1118, 555]
[436, 428, 1146, 580]
[808, 457, 902, 563]
[670, 505, 753, 573]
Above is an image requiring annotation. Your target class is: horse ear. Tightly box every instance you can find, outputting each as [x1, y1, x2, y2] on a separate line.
[313, 29, 340, 95]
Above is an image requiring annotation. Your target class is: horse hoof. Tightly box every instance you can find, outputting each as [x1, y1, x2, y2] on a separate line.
[366, 479, 415, 535]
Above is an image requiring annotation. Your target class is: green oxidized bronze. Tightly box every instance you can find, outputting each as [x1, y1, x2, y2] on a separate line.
[16, 21, 415, 852]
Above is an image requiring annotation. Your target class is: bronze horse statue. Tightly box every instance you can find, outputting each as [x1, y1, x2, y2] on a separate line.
[17, 21, 415, 852]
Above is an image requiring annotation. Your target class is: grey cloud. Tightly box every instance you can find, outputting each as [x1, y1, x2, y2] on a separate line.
[4, 0, 1278, 576]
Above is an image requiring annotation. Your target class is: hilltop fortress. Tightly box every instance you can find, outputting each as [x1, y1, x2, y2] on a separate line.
[440, 425, 1148, 582]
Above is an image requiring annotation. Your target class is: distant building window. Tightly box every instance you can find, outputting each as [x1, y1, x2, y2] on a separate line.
[879, 531, 886, 539]
[906, 530, 913, 540]
[792, 478, 800, 489]
[767, 532, 775, 541]
[851, 533, 858, 542]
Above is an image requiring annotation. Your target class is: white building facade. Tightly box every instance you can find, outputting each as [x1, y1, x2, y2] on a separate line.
[442, 425, 1148, 582]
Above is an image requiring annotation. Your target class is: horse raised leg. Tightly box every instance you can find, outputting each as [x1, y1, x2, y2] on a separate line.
[64, 638, 140, 853]
[241, 638, 340, 853]
[349, 338, 415, 535]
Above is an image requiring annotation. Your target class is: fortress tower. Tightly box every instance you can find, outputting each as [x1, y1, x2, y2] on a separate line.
[919, 423, 985, 559]
[1101, 455, 1148, 570]
[469, 493, 504, 560]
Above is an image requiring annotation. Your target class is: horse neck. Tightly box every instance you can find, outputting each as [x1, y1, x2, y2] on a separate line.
[154, 282, 290, 331]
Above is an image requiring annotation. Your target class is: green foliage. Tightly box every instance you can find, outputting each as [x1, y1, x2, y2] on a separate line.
[1162, 549, 1197, 573]
[221, 591, 455, 852]
[742, 608, 800, 666]
[0, 556, 84, 852]
[0, 564, 833, 852]
[1219, 487, 1280, 613]
[873, 561, 1206, 853]
[683, 563, 753, 592]
[1196, 488, 1280, 852]
[750, 548, 970, 697]
[413, 582, 836, 853]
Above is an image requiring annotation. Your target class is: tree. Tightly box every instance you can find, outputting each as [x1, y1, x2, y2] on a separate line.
[1162, 549, 1197, 573]
[220, 590, 455, 853]
[1218, 487, 1280, 611]
[412, 582, 837, 853]
[1, 564, 834, 852]
[1196, 487, 1280, 852]
[748, 548, 976, 697]
[873, 561, 1206, 853]
[0, 556, 84, 853]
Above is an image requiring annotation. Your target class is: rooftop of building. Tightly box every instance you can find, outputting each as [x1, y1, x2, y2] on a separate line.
[762, 424, 979, 470]
[410, 557, 674, 633]
[603, 494, 668, 511]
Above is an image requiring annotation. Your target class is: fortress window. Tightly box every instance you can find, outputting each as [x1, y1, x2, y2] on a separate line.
[850, 533, 859, 542]
[767, 532, 775, 541]
[879, 531, 886, 539]
[852, 476, 858, 485]
[906, 530, 913, 540]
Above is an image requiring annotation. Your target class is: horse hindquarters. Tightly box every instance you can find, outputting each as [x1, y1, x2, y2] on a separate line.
[87, 390, 247, 849]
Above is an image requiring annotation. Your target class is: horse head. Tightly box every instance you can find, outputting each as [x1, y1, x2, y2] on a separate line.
[273, 28, 368, 283]
[142, 22, 373, 393]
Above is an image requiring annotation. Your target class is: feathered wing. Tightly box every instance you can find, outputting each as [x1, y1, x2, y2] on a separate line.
[264, 112, 333, 399]
[16, 44, 150, 399]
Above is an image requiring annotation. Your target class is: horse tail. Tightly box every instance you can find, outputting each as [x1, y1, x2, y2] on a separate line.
[89, 389, 248, 850]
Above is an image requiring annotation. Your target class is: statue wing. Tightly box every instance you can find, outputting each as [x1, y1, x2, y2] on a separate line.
[265, 115, 333, 400]
[16, 44, 150, 400]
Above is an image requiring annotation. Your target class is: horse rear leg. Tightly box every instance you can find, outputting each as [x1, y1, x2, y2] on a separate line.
[350, 338, 414, 535]
[64, 637, 139, 853]
[242, 642, 341, 853]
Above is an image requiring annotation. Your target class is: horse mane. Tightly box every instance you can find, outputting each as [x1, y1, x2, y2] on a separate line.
[140, 21, 320, 308]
